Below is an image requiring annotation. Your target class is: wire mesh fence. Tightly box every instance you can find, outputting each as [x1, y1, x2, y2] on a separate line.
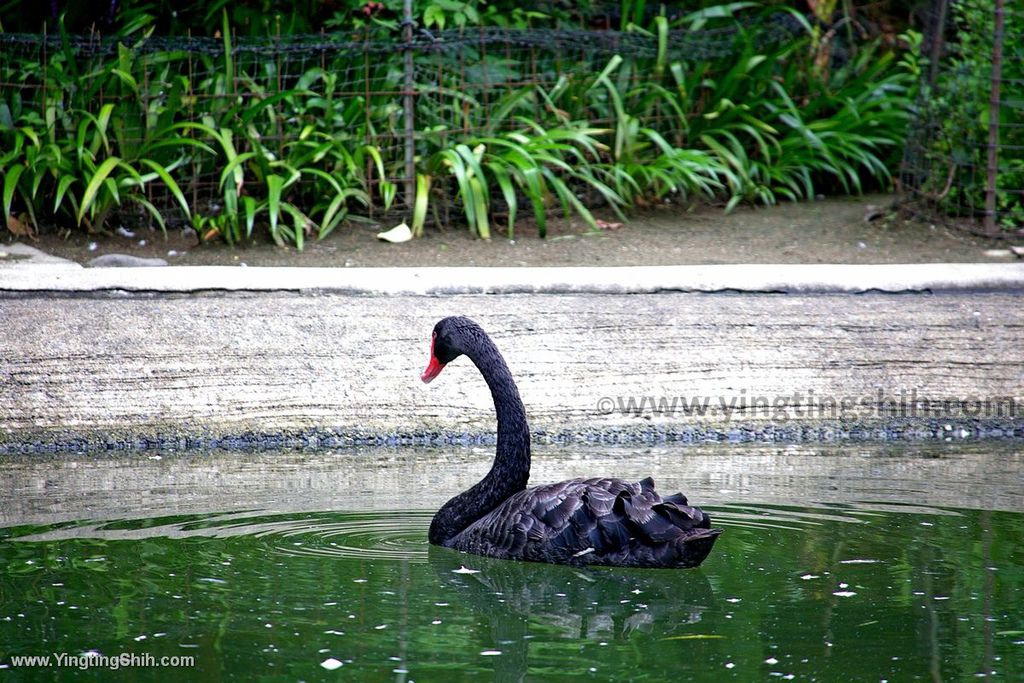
[900, 0, 1023, 236]
[0, 13, 804, 232]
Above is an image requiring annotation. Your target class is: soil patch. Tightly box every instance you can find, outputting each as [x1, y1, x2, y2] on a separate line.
[8, 194, 1015, 267]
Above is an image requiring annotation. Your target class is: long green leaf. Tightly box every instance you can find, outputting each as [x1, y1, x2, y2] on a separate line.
[412, 173, 431, 238]
[590, 55, 624, 90]
[266, 174, 284, 239]
[242, 196, 257, 239]
[440, 150, 477, 236]
[126, 195, 166, 232]
[76, 156, 121, 225]
[221, 9, 234, 95]
[518, 167, 547, 238]
[139, 158, 191, 221]
[468, 176, 490, 239]
[219, 152, 256, 192]
[3, 165, 24, 218]
[486, 162, 517, 238]
[53, 175, 76, 214]
[654, 15, 668, 79]
[281, 203, 309, 250]
[318, 195, 348, 240]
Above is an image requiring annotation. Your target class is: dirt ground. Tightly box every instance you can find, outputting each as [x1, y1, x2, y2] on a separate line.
[8, 194, 1018, 267]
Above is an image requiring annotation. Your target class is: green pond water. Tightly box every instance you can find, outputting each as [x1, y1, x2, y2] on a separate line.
[0, 443, 1022, 681]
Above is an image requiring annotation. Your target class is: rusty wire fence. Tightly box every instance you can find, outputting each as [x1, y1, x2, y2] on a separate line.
[0, 14, 803, 229]
[900, 0, 1023, 236]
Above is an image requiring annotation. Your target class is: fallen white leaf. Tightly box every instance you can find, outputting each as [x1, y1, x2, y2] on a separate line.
[376, 221, 412, 243]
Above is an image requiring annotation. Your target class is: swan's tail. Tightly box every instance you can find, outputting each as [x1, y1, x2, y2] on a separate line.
[621, 480, 722, 567]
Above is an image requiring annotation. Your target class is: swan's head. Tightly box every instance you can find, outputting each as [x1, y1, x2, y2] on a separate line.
[421, 316, 481, 383]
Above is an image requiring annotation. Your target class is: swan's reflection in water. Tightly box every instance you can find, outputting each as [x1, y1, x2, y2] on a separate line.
[427, 545, 716, 681]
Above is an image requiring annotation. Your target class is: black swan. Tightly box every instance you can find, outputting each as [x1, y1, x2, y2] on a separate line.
[421, 316, 721, 568]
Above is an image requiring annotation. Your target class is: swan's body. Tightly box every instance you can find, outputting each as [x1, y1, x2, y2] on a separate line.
[422, 316, 720, 569]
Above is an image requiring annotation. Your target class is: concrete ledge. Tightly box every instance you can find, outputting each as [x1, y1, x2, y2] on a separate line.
[1, 290, 1021, 453]
[3, 262, 1024, 294]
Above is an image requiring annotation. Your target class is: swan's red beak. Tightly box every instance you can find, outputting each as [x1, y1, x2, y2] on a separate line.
[421, 356, 444, 383]
[421, 336, 445, 383]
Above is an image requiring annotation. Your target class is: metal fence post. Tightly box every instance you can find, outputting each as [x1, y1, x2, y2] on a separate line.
[402, 0, 415, 211]
[927, 0, 949, 89]
[984, 0, 1005, 234]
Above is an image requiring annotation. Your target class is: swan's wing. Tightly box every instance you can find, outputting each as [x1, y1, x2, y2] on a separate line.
[585, 477, 711, 546]
[448, 478, 589, 559]
[450, 477, 718, 566]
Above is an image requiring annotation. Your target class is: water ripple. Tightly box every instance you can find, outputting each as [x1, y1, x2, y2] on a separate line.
[6, 500, 960, 556]
[8, 510, 434, 563]
[706, 502, 931, 532]
[260, 513, 433, 561]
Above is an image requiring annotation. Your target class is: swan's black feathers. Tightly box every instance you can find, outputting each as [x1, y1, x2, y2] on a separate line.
[445, 476, 721, 568]
[661, 491, 689, 506]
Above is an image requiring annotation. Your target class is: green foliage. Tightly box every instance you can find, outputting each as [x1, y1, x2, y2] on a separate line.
[417, 122, 628, 239]
[1, 2, 922, 246]
[412, 5, 917, 239]
[916, 0, 1023, 229]
[423, 0, 481, 32]
[0, 15, 381, 246]
[0, 30, 202, 234]
[644, 17, 919, 210]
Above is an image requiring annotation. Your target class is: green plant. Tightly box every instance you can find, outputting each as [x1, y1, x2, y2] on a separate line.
[918, 0, 1023, 229]
[646, 14, 916, 209]
[0, 28, 197, 234]
[22, 7, 406, 246]
[422, 0, 481, 31]
[414, 121, 629, 239]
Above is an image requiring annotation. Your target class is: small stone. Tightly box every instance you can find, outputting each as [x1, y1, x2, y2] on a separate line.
[863, 205, 885, 222]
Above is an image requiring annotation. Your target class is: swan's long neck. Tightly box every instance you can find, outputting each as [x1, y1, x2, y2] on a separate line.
[429, 335, 531, 545]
